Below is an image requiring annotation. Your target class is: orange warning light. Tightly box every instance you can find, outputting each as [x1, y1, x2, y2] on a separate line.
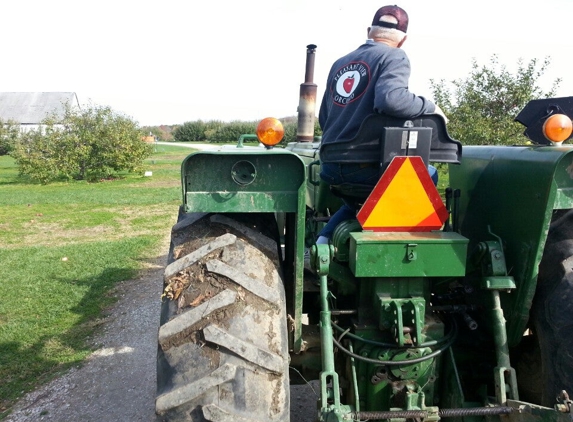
[543, 113, 573, 143]
[356, 156, 448, 232]
[256, 117, 284, 146]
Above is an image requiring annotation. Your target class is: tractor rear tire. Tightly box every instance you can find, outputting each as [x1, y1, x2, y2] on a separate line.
[156, 213, 290, 421]
[520, 209, 573, 407]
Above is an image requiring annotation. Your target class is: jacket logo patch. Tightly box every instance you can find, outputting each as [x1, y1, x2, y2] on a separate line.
[332, 61, 370, 106]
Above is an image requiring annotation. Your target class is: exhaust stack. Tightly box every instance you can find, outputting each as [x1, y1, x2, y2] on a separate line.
[296, 44, 317, 142]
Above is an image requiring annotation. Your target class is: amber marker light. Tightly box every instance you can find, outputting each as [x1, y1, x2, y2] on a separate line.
[256, 117, 284, 147]
[543, 113, 573, 144]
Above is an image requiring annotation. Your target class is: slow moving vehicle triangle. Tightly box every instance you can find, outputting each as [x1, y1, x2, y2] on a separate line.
[356, 156, 449, 231]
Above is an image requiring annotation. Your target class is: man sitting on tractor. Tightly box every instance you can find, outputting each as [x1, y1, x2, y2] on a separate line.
[317, 5, 446, 244]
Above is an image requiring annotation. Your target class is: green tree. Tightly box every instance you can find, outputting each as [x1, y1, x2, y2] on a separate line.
[0, 119, 20, 155]
[430, 56, 561, 145]
[207, 121, 257, 143]
[12, 104, 152, 183]
[173, 120, 222, 142]
[172, 117, 323, 145]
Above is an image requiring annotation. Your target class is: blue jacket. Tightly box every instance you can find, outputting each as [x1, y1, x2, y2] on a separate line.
[319, 40, 435, 163]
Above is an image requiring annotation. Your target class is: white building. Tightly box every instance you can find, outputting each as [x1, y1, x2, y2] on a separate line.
[0, 92, 80, 132]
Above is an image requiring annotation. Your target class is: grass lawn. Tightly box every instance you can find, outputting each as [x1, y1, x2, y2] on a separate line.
[0, 145, 195, 418]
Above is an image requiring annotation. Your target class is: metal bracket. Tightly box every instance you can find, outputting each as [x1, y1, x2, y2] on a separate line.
[383, 298, 425, 347]
[311, 244, 334, 276]
[406, 243, 418, 261]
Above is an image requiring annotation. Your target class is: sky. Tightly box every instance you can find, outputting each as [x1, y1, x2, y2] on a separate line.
[1, 0, 572, 126]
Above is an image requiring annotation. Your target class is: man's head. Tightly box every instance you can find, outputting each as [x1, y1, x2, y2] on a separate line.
[368, 5, 408, 47]
[372, 5, 408, 33]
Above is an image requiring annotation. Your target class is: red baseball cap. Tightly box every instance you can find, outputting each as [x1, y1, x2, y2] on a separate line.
[372, 5, 409, 33]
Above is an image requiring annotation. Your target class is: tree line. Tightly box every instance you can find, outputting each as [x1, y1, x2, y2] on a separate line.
[143, 117, 322, 145]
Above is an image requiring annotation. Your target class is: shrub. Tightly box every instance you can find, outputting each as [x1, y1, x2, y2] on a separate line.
[172, 117, 322, 146]
[173, 121, 206, 142]
[173, 120, 224, 142]
[207, 121, 257, 143]
[0, 119, 20, 155]
[12, 104, 152, 183]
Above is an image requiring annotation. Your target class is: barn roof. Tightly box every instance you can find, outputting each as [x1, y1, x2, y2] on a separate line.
[0, 92, 79, 124]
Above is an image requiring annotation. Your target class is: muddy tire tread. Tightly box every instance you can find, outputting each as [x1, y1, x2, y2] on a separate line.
[156, 213, 289, 421]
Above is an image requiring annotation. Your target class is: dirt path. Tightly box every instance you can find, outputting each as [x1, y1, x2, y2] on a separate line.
[5, 244, 318, 421]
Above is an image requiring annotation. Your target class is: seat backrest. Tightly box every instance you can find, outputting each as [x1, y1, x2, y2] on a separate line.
[351, 113, 462, 171]
[328, 114, 462, 206]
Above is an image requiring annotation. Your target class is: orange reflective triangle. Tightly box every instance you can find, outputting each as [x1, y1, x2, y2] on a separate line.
[356, 156, 448, 232]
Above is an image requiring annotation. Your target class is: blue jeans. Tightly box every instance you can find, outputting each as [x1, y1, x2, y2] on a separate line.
[318, 162, 438, 239]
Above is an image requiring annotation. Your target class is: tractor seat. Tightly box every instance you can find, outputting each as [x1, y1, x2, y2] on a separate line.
[325, 113, 462, 211]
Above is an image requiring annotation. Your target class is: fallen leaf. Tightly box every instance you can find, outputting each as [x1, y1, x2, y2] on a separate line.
[236, 287, 245, 301]
[163, 272, 191, 301]
[189, 293, 206, 307]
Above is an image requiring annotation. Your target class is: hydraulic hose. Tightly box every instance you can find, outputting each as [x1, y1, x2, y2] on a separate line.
[332, 319, 458, 366]
[331, 316, 457, 349]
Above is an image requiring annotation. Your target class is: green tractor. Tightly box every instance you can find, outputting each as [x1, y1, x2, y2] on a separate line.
[155, 45, 573, 421]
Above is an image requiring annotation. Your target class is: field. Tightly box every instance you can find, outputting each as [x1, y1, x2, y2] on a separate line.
[0, 145, 194, 418]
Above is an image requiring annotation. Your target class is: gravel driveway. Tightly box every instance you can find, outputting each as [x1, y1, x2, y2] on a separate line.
[5, 242, 318, 421]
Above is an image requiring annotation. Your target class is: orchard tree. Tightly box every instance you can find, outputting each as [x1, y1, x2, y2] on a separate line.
[173, 120, 222, 142]
[12, 104, 152, 183]
[0, 119, 20, 155]
[172, 118, 322, 145]
[430, 56, 561, 145]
